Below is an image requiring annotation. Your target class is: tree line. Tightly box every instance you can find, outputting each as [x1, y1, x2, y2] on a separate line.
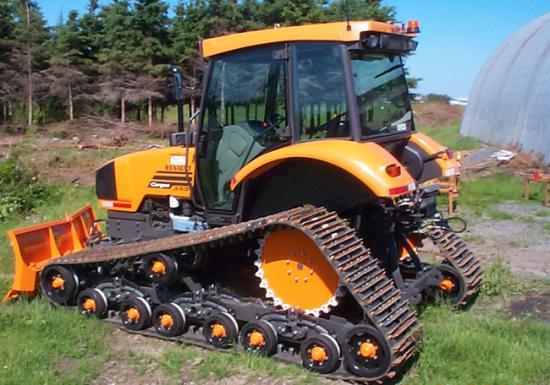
[0, 0, 395, 130]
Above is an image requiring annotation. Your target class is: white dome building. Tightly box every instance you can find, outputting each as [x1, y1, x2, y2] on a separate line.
[461, 13, 550, 162]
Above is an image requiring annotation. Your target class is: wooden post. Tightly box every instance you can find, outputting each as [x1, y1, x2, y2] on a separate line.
[523, 177, 530, 200]
[545, 181, 550, 207]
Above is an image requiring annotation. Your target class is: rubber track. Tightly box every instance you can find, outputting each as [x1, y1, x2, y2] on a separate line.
[48, 205, 421, 382]
[428, 228, 484, 306]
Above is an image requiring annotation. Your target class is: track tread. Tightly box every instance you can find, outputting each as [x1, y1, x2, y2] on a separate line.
[47, 205, 421, 382]
[428, 227, 484, 306]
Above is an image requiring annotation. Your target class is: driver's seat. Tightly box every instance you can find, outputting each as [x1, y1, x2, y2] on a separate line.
[213, 122, 265, 209]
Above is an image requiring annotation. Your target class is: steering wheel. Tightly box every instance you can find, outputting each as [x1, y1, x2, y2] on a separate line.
[308, 112, 347, 138]
[254, 113, 286, 145]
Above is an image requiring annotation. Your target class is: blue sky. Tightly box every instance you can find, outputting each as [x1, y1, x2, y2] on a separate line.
[38, 1, 549, 98]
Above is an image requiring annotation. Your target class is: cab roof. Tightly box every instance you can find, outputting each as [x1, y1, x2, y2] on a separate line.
[201, 21, 405, 58]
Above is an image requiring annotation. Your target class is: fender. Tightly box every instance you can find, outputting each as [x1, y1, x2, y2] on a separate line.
[409, 132, 460, 178]
[230, 140, 416, 197]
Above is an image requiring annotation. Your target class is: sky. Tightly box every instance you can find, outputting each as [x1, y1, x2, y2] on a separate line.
[38, 0, 549, 98]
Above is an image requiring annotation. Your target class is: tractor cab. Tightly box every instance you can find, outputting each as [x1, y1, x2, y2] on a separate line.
[195, 21, 420, 214]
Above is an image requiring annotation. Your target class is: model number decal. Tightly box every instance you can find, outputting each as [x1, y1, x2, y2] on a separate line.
[149, 181, 171, 189]
[170, 155, 186, 166]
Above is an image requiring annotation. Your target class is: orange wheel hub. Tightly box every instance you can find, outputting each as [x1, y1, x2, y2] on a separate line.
[211, 324, 226, 338]
[249, 331, 265, 347]
[257, 228, 340, 314]
[311, 346, 327, 362]
[151, 261, 166, 275]
[127, 307, 141, 321]
[82, 298, 96, 312]
[439, 277, 456, 292]
[359, 341, 378, 359]
[51, 276, 65, 290]
[160, 314, 174, 328]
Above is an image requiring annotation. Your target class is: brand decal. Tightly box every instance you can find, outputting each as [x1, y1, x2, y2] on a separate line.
[164, 165, 185, 171]
[149, 181, 171, 189]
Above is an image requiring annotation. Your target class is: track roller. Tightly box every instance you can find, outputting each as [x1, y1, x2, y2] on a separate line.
[77, 288, 108, 318]
[40, 265, 79, 305]
[343, 325, 392, 379]
[300, 334, 341, 374]
[143, 253, 178, 284]
[153, 303, 187, 337]
[240, 320, 278, 356]
[119, 295, 152, 331]
[203, 312, 238, 349]
[433, 264, 466, 305]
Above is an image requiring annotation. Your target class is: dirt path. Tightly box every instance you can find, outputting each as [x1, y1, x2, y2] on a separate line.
[462, 202, 550, 280]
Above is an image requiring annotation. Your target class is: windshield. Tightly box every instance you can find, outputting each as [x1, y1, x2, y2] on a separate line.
[351, 52, 413, 137]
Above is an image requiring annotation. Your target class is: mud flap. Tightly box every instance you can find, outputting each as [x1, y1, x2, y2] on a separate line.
[2, 205, 97, 302]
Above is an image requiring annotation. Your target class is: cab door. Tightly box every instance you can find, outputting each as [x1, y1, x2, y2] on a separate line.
[197, 45, 288, 216]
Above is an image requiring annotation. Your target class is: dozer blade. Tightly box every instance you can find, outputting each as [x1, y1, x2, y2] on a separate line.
[3, 205, 97, 302]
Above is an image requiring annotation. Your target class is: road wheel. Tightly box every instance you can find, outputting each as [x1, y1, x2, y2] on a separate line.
[143, 253, 179, 285]
[240, 320, 277, 356]
[203, 312, 238, 349]
[300, 334, 341, 374]
[153, 303, 186, 337]
[119, 295, 152, 331]
[77, 288, 108, 318]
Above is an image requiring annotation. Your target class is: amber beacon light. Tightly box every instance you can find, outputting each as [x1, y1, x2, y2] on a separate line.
[407, 19, 420, 33]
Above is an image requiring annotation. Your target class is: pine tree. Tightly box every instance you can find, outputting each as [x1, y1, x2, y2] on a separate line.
[79, 0, 103, 67]
[327, 0, 394, 22]
[132, 0, 170, 126]
[11, 0, 50, 127]
[0, 0, 16, 123]
[44, 10, 90, 121]
[97, 0, 139, 123]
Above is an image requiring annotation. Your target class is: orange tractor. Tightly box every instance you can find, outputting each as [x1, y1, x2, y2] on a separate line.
[4, 20, 482, 382]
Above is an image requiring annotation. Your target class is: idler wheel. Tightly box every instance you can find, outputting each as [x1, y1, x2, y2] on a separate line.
[40, 265, 79, 305]
[434, 264, 466, 305]
[343, 325, 392, 379]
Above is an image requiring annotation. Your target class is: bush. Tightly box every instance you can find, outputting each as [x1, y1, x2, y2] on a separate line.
[0, 157, 51, 220]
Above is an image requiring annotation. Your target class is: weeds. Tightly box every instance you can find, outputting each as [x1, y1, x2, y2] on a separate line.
[0, 156, 52, 220]
[480, 258, 546, 299]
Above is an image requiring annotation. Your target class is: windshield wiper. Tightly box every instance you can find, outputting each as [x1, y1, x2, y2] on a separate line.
[374, 64, 402, 79]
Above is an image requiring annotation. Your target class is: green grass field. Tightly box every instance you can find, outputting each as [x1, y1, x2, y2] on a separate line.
[416, 123, 479, 151]
[0, 126, 549, 384]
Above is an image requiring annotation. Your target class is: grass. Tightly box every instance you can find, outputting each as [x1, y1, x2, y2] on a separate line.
[416, 123, 479, 151]
[403, 305, 550, 385]
[459, 173, 543, 215]
[0, 299, 111, 385]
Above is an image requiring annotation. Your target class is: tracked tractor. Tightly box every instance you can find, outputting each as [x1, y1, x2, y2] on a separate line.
[4, 20, 482, 382]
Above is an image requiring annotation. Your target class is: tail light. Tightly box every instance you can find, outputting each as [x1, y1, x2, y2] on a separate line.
[385, 164, 401, 177]
[445, 149, 455, 159]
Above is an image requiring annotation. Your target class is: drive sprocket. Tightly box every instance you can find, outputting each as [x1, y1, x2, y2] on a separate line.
[255, 227, 342, 316]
